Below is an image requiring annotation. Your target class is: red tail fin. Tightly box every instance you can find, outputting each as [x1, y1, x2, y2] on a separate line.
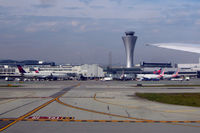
[176, 69, 179, 75]
[174, 69, 179, 76]
[157, 69, 162, 74]
[153, 68, 162, 74]
[160, 69, 165, 76]
[35, 70, 39, 73]
[17, 65, 26, 73]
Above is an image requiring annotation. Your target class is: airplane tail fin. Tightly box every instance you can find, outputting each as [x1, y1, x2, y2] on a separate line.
[33, 68, 39, 73]
[175, 69, 179, 76]
[153, 70, 157, 74]
[17, 65, 26, 73]
[35, 70, 39, 73]
[157, 68, 162, 74]
[153, 68, 162, 74]
[160, 69, 165, 76]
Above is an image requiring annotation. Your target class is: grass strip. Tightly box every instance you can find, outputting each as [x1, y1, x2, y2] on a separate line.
[136, 93, 200, 107]
[0, 84, 22, 87]
[134, 85, 200, 87]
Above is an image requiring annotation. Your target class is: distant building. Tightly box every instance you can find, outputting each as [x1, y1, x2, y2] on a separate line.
[80, 64, 104, 78]
[0, 64, 104, 79]
[0, 60, 55, 66]
[178, 64, 200, 71]
[140, 62, 172, 68]
[0, 66, 16, 75]
[103, 66, 142, 79]
[105, 67, 141, 74]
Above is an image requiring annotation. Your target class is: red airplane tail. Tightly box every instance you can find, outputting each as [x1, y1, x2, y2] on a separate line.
[17, 65, 26, 73]
[34, 69, 39, 73]
[153, 68, 162, 74]
[160, 69, 165, 77]
[175, 69, 179, 75]
[173, 69, 179, 77]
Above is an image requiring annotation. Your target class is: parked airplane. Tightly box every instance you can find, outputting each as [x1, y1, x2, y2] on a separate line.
[163, 69, 179, 80]
[5, 77, 15, 81]
[101, 77, 113, 81]
[118, 71, 134, 80]
[51, 72, 69, 79]
[137, 68, 162, 79]
[17, 65, 52, 79]
[17, 65, 69, 80]
[33, 68, 69, 79]
[137, 69, 165, 81]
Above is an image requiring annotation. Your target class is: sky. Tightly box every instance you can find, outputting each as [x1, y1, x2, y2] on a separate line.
[0, 0, 200, 65]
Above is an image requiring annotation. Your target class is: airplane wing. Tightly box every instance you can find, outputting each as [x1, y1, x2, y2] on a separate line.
[148, 43, 200, 54]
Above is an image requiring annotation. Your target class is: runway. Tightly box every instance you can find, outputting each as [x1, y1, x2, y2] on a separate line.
[1, 80, 200, 133]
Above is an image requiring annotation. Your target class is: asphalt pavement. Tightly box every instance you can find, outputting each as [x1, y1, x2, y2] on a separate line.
[0, 80, 200, 133]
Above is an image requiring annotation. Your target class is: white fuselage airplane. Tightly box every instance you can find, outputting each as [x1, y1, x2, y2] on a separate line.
[101, 77, 113, 81]
[137, 69, 165, 80]
[17, 65, 52, 79]
[163, 70, 179, 79]
[51, 72, 69, 79]
[17, 65, 68, 79]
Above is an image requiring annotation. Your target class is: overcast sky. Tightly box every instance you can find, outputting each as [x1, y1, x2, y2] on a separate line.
[0, 0, 200, 65]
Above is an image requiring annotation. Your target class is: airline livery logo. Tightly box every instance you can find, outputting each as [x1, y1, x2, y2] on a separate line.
[153, 68, 162, 74]
[17, 65, 26, 73]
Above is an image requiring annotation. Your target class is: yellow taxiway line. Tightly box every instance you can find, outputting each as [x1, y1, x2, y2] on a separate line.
[1, 118, 200, 123]
[0, 84, 80, 132]
[56, 97, 154, 121]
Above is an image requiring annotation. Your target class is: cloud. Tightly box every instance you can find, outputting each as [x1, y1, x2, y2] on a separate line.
[33, 0, 56, 8]
[195, 19, 200, 25]
[152, 29, 160, 33]
[1, 0, 200, 24]
[79, 0, 93, 5]
[32, 4, 53, 8]
[64, 7, 82, 10]
[89, 5, 105, 9]
[1, 0, 200, 64]
[0, 0, 162, 20]
[24, 21, 58, 32]
[109, 0, 122, 4]
[0, 34, 16, 39]
[80, 25, 86, 31]
[40, 0, 56, 6]
[71, 21, 80, 27]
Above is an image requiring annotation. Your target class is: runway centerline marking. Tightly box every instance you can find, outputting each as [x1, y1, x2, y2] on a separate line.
[0, 84, 80, 132]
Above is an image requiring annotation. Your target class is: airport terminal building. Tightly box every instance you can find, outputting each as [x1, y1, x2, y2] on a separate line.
[0, 60, 104, 79]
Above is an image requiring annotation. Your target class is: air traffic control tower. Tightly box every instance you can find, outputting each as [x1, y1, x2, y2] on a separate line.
[122, 31, 137, 68]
